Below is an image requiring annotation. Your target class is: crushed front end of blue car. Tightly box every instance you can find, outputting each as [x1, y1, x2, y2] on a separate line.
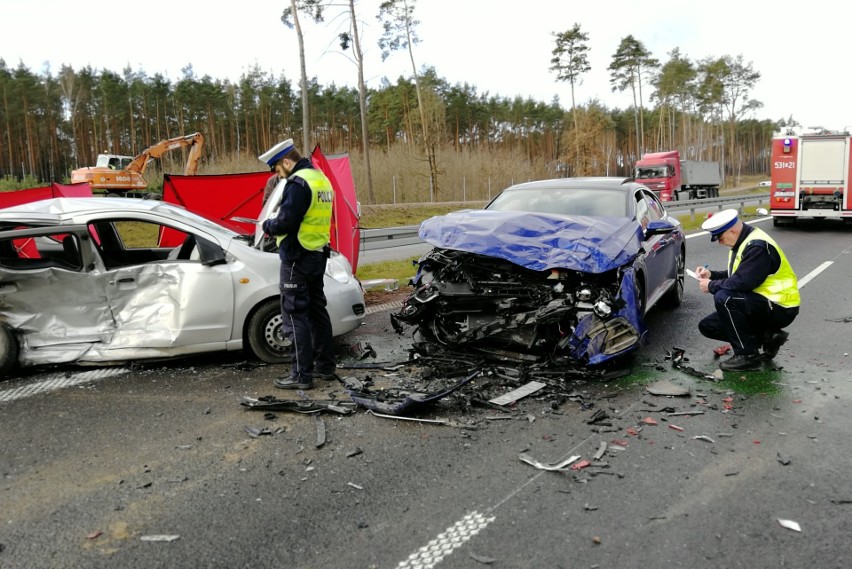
[391, 210, 648, 366]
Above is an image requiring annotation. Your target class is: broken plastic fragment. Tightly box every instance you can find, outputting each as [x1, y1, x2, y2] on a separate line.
[778, 519, 801, 532]
[692, 435, 715, 443]
[570, 459, 591, 471]
[645, 380, 691, 397]
[669, 425, 684, 432]
[349, 341, 377, 360]
[641, 417, 658, 426]
[489, 381, 547, 406]
[469, 552, 497, 565]
[713, 344, 732, 356]
[140, 535, 180, 542]
[518, 453, 581, 471]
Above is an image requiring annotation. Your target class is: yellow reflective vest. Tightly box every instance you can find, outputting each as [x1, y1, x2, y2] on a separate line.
[275, 168, 334, 251]
[729, 227, 800, 308]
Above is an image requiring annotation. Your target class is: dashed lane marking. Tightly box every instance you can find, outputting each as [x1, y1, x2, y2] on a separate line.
[0, 367, 131, 403]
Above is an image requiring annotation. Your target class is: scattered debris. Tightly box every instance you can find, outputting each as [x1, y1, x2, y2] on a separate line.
[518, 453, 581, 471]
[645, 379, 691, 397]
[570, 459, 591, 471]
[667, 411, 705, 417]
[346, 448, 363, 458]
[669, 347, 720, 381]
[240, 396, 354, 415]
[86, 530, 102, 540]
[348, 482, 364, 490]
[640, 417, 658, 426]
[777, 453, 792, 466]
[584, 503, 599, 511]
[692, 435, 715, 443]
[592, 536, 602, 545]
[669, 425, 684, 432]
[777, 519, 801, 532]
[140, 535, 181, 542]
[349, 341, 377, 360]
[349, 370, 482, 415]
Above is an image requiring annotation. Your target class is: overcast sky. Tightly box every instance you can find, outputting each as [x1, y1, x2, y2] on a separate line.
[2, 0, 847, 131]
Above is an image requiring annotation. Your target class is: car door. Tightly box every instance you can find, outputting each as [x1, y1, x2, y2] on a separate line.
[0, 226, 113, 356]
[85, 215, 236, 355]
[637, 189, 677, 305]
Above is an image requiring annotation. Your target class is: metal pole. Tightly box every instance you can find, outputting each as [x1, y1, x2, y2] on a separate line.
[393, 175, 396, 205]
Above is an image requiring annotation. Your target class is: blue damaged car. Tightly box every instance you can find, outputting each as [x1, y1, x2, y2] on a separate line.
[391, 178, 685, 365]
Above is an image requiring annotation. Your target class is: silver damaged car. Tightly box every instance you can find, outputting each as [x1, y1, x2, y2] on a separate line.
[0, 197, 366, 377]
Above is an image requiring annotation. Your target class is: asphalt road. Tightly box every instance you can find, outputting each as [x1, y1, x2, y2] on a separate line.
[1, 217, 851, 569]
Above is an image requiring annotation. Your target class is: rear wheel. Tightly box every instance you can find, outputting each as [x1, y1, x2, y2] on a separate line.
[246, 299, 291, 364]
[0, 325, 19, 379]
[661, 248, 685, 308]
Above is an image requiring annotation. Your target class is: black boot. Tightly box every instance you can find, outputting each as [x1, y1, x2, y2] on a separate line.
[762, 330, 789, 359]
[720, 353, 762, 371]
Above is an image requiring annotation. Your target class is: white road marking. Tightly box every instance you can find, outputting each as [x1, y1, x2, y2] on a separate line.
[797, 261, 833, 289]
[0, 367, 131, 403]
[396, 511, 496, 569]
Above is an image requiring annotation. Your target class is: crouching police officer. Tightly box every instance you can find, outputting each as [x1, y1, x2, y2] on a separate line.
[259, 139, 336, 389]
[695, 209, 800, 371]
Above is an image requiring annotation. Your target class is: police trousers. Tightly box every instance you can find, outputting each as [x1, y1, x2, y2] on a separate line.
[278, 251, 335, 381]
[698, 289, 798, 355]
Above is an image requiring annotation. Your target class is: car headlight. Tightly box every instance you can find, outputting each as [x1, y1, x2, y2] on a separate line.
[326, 252, 354, 284]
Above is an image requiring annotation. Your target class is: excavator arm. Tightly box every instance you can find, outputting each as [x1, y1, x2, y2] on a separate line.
[126, 132, 205, 175]
[71, 132, 204, 193]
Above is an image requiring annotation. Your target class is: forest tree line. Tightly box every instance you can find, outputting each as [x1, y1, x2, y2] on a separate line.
[0, 39, 791, 204]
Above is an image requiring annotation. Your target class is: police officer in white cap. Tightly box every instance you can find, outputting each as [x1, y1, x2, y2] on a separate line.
[694, 209, 800, 371]
[259, 139, 337, 390]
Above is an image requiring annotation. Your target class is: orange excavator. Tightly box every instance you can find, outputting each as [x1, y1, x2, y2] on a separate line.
[71, 132, 204, 194]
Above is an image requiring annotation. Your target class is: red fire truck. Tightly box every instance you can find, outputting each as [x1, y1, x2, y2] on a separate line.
[769, 128, 852, 225]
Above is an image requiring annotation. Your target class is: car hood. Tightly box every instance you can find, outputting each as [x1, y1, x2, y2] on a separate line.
[418, 210, 643, 273]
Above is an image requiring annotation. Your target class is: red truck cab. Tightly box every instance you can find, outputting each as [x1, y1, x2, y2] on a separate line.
[633, 151, 680, 201]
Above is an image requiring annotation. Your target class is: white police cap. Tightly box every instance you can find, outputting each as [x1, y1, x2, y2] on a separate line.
[701, 209, 739, 241]
[258, 139, 295, 169]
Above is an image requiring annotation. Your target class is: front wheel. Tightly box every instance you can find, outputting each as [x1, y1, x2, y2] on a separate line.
[246, 299, 291, 364]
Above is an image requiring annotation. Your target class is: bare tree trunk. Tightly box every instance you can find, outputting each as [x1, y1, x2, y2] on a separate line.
[348, 0, 375, 204]
[290, 0, 310, 152]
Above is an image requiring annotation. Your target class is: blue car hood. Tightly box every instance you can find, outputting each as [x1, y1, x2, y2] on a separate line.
[419, 210, 644, 273]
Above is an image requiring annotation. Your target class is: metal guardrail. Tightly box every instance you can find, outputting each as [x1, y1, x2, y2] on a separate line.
[665, 192, 770, 217]
[360, 192, 772, 249]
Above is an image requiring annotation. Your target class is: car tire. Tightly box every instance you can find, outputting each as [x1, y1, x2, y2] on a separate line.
[634, 273, 647, 318]
[0, 325, 19, 378]
[246, 299, 291, 364]
[661, 248, 685, 308]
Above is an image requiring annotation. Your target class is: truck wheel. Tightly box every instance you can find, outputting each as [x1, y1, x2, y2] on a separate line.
[246, 299, 291, 364]
[0, 325, 19, 379]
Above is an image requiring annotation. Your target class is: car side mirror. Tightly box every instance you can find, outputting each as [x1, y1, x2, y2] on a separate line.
[644, 219, 676, 239]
